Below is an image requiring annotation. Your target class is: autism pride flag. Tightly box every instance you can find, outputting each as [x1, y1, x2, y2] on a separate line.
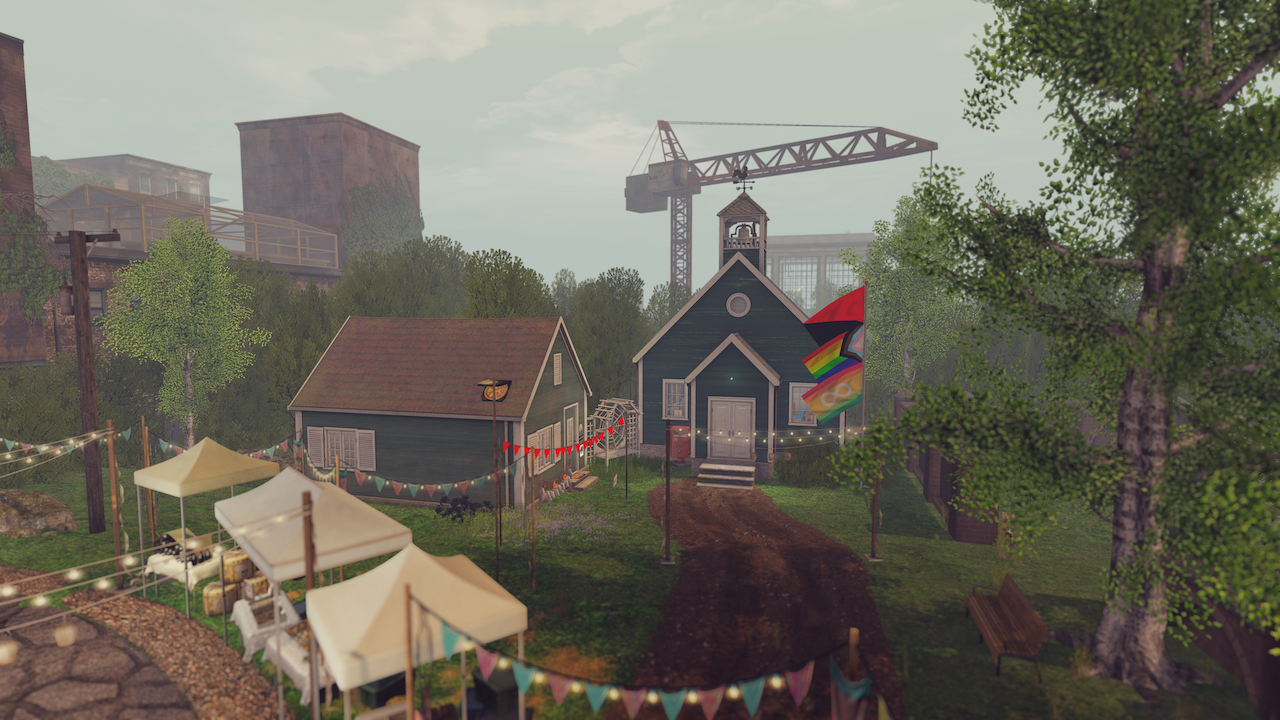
[800, 286, 866, 424]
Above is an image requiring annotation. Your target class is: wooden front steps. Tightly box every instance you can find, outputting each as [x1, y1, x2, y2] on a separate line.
[696, 461, 756, 489]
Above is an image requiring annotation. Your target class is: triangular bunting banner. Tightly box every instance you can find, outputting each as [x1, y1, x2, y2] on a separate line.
[356, 470, 365, 486]
[174, 447, 183, 455]
[441, 624, 459, 659]
[20, 443, 30, 452]
[375, 477, 385, 492]
[829, 655, 872, 700]
[391, 481, 403, 496]
[2, 439, 11, 451]
[457, 481, 469, 495]
[549, 673, 573, 705]
[698, 686, 725, 720]
[475, 475, 487, 490]
[476, 647, 499, 682]
[122, 428, 131, 440]
[619, 688, 646, 719]
[785, 659, 815, 707]
[608, 426, 614, 435]
[409, 484, 419, 498]
[658, 689, 685, 720]
[424, 484, 436, 498]
[267, 447, 276, 458]
[583, 681, 610, 713]
[739, 678, 765, 717]
[503, 441, 510, 453]
[618, 416, 625, 424]
[511, 662, 535, 694]
[514, 445, 523, 455]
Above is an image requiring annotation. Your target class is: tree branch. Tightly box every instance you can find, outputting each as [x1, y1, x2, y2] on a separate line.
[1016, 285, 1129, 338]
[1202, 363, 1264, 383]
[1169, 430, 1209, 456]
[1208, 39, 1280, 108]
[1087, 499, 1113, 523]
[1044, 239, 1143, 271]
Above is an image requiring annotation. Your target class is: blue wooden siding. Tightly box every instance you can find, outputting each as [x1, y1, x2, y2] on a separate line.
[524, 329, 588, 488]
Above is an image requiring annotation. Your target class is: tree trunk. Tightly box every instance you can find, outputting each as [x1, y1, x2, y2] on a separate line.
[184, 352, 195, 449]
[1088, 229, 1206, 701]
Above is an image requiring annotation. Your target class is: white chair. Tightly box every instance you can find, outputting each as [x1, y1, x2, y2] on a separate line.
[232, 592, 302, 662]
[262, 629, 336, 707]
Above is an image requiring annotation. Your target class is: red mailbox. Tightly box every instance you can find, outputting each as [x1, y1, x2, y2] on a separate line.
[671, 425, 690, 462]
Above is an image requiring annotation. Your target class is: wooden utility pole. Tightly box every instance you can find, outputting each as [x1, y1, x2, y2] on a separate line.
[661, 420, 674, 565]
[106, 419, 124, 589]
[141, 417, 156, 546]
[302, 491, 321, 718]
[53, 230, 119, 535]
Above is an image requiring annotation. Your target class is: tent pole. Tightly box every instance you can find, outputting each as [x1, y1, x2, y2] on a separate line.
[460, 645, 468, 720]
[344, 688, 351, 720]
[275, 582, 284, 720]
[135, 482, 144, 598]
[404, 583, 413, 720]
[181, 498, 190, 618]
[303, 491, 321, 719]
[518, 632, 525, 720]
[221, 551, 228, 644]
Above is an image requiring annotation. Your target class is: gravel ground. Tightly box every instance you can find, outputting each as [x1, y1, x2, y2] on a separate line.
[60, 588, 278, 720]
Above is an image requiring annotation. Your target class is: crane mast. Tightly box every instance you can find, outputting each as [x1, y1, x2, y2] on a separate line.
[625, 121, 938, 292]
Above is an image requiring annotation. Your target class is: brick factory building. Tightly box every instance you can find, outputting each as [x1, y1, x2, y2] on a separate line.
[236, 112, 421, 269]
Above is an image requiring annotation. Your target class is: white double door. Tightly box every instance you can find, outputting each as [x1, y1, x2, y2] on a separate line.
[708, 397, 754, 460]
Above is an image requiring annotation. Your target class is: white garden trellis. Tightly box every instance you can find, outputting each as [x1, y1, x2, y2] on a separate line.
[586, 398, 638, 468]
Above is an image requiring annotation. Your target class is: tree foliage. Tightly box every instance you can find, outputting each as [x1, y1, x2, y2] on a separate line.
[329, 235, 468, 321]
[463, 249, 556, 319]
[340, 174, 425, 258]
[551, 268, 580, 322]
[31, 155, 118, 199]
[99, 218, 270, 448]
[834, 0, 1280, 697]
[643, 280, 693, 337]
[569, 268, 647, 405]
[840, 195, 976, 393]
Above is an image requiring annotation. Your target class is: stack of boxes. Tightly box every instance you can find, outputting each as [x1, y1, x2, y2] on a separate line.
[203, 549, 269, 616]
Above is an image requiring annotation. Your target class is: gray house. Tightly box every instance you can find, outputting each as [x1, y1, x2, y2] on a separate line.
[288, 316, 591, 506]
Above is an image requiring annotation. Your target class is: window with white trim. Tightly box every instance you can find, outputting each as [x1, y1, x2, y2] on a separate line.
[307, 426, 376, 471]
[137, 174, 151, 194]
[166, 179, 178, 195]
[789, 383, 817, 426]
[554, 353, 562, 386]
[663, 380, 688, 421]
[528, 423, 561, 474]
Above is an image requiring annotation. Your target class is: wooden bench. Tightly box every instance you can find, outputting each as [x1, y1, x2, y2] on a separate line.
[964, 574, 1047, 682]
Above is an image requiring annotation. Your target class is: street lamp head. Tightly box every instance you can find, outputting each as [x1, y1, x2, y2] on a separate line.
[478, 379, 512, 402]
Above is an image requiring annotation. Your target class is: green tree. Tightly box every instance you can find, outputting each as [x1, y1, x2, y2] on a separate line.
[31, 155, 118, 198]
[99, 218, 271, 449]
[463, 249, 556, 319]
[551, 268, 580, 322]
[264, 280, 342, 432]
[340, 174, 425, 258]
[836, 1, 1280, 700]
[840, 195, 975, 394]
[569, 268, 647, 404]
[328, 235, 468, 321]
[643, 280, 693, 337]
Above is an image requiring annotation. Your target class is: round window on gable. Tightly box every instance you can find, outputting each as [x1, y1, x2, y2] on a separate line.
[727, 293, 751, 318]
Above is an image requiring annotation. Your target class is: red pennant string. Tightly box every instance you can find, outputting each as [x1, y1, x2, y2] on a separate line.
[356, 470, 365, 486]
[457, 481, 470, 495]
[617, 416, 624, 424]
[391, 481, 403, 496]
[608, 427, 614, 435]
[425, 484, 436, 497]
[548, 673, 573, 704]
[503, 441, 510, 453]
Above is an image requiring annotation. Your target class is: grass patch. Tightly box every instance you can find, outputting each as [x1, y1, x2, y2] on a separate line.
[0, 459, 689, 718]
[758, 469, 1256, 720]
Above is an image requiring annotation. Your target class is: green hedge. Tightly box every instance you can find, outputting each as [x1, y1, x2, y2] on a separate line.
[773, 442, 842, 488]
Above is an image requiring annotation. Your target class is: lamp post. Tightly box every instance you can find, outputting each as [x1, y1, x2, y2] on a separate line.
[478, 379, 511, 583]
[661, 419, 674, 565]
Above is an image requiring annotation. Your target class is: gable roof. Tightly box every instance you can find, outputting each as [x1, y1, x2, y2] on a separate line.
[288, 317, 588, 420]
[685, 333, 780, 386]
[717, 192, 769, 217]
[632, 252, 808, 363]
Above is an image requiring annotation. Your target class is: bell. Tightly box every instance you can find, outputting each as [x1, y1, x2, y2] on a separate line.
[55, 621, 77, 648]
[0, 635, 16, 665]
[58, 284, 75, 316]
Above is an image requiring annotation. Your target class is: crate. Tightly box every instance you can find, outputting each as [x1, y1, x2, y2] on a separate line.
[219, 549, 256, 583]
[243, 573, 270, 600]
[203, 580, 241, 616]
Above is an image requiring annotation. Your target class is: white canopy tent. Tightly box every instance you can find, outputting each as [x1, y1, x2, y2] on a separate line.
[132, 437, 280, 618]
[306, 545, 529, 720]
[213, 467, 413, 582]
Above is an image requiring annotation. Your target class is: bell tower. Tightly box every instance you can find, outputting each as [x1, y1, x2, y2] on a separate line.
[716, 192, 768, 271]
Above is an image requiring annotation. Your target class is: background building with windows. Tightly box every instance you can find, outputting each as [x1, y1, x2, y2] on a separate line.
[52, 154, 214, 204]
[764, 233, 873, 313]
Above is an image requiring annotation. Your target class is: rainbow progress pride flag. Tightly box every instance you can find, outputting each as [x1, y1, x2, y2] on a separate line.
[802, 361, 863, 424]
[800, 287, 867, 423]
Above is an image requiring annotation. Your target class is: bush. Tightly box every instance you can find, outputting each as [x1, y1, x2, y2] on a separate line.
[433, 495, 493, 523]
[774, 442, 842, 488]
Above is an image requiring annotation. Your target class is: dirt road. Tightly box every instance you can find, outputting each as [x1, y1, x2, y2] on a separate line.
[602, 478, 903, 720]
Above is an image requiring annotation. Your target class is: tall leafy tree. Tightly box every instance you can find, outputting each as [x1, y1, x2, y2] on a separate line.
[840, 195, 975, 394]
[463, 249, 556, 319]
[99, 218, 271, 449]
[340, 174, 425, 258]
[643, 280, 693, 337]
[570, 268, 647, 404]
[329, 234, 468, 321]
[31, 155, 118, 198]
[551, 268, 580, 321]
[837, 1, 1280, 700]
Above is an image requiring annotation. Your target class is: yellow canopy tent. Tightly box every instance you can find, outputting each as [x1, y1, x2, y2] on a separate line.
[306, 545, 528, 720]
[133, 437, 279, 618]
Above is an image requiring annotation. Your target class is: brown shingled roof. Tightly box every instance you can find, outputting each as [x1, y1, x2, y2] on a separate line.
[288, 317, 576, 418]
[716, 192, 769, 217]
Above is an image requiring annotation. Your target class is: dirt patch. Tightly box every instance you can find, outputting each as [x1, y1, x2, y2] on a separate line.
[0, 565, 66, 596]
[600, 478, 903, 720]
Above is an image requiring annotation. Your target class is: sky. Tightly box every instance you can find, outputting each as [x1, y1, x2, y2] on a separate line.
[10, 0, 1068, 297]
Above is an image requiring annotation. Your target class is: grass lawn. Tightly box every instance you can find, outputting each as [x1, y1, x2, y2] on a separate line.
[759, 468, 1257, 720]
[0, 457, 688, 719]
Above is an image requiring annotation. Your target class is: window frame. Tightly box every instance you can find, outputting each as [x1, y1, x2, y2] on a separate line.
[529, 423, 559, 474]
[553, 352, 562, 386]
[662, 379, 688, 421]
[88, 286, 107, 318]
[307, 425, 376, 471]
[788, 382, 818, 427]
[166, 179, 178, 195]
[726, 292, 751, 318]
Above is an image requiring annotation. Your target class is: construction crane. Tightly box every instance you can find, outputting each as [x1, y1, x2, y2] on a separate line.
[625, 120, 939, 292]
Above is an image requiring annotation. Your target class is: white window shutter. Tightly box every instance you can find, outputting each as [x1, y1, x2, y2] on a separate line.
[307, 426, 325, 468]
[356, 430, 376, 472]
[554, 353, 562, 386]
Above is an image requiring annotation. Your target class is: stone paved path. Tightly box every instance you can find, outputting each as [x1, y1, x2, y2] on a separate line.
[0, 603, 195, 720]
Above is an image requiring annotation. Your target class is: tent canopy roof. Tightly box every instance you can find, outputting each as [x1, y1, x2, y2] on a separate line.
[212, 468, 412, 583]
[133, 437, 279, 498]
[307, 545, 527, 691]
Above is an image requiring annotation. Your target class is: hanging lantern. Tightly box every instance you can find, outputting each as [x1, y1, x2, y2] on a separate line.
[55, 620, 77, 648]
[58, 283, 75, 316]
[0, 635, 16, 665]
